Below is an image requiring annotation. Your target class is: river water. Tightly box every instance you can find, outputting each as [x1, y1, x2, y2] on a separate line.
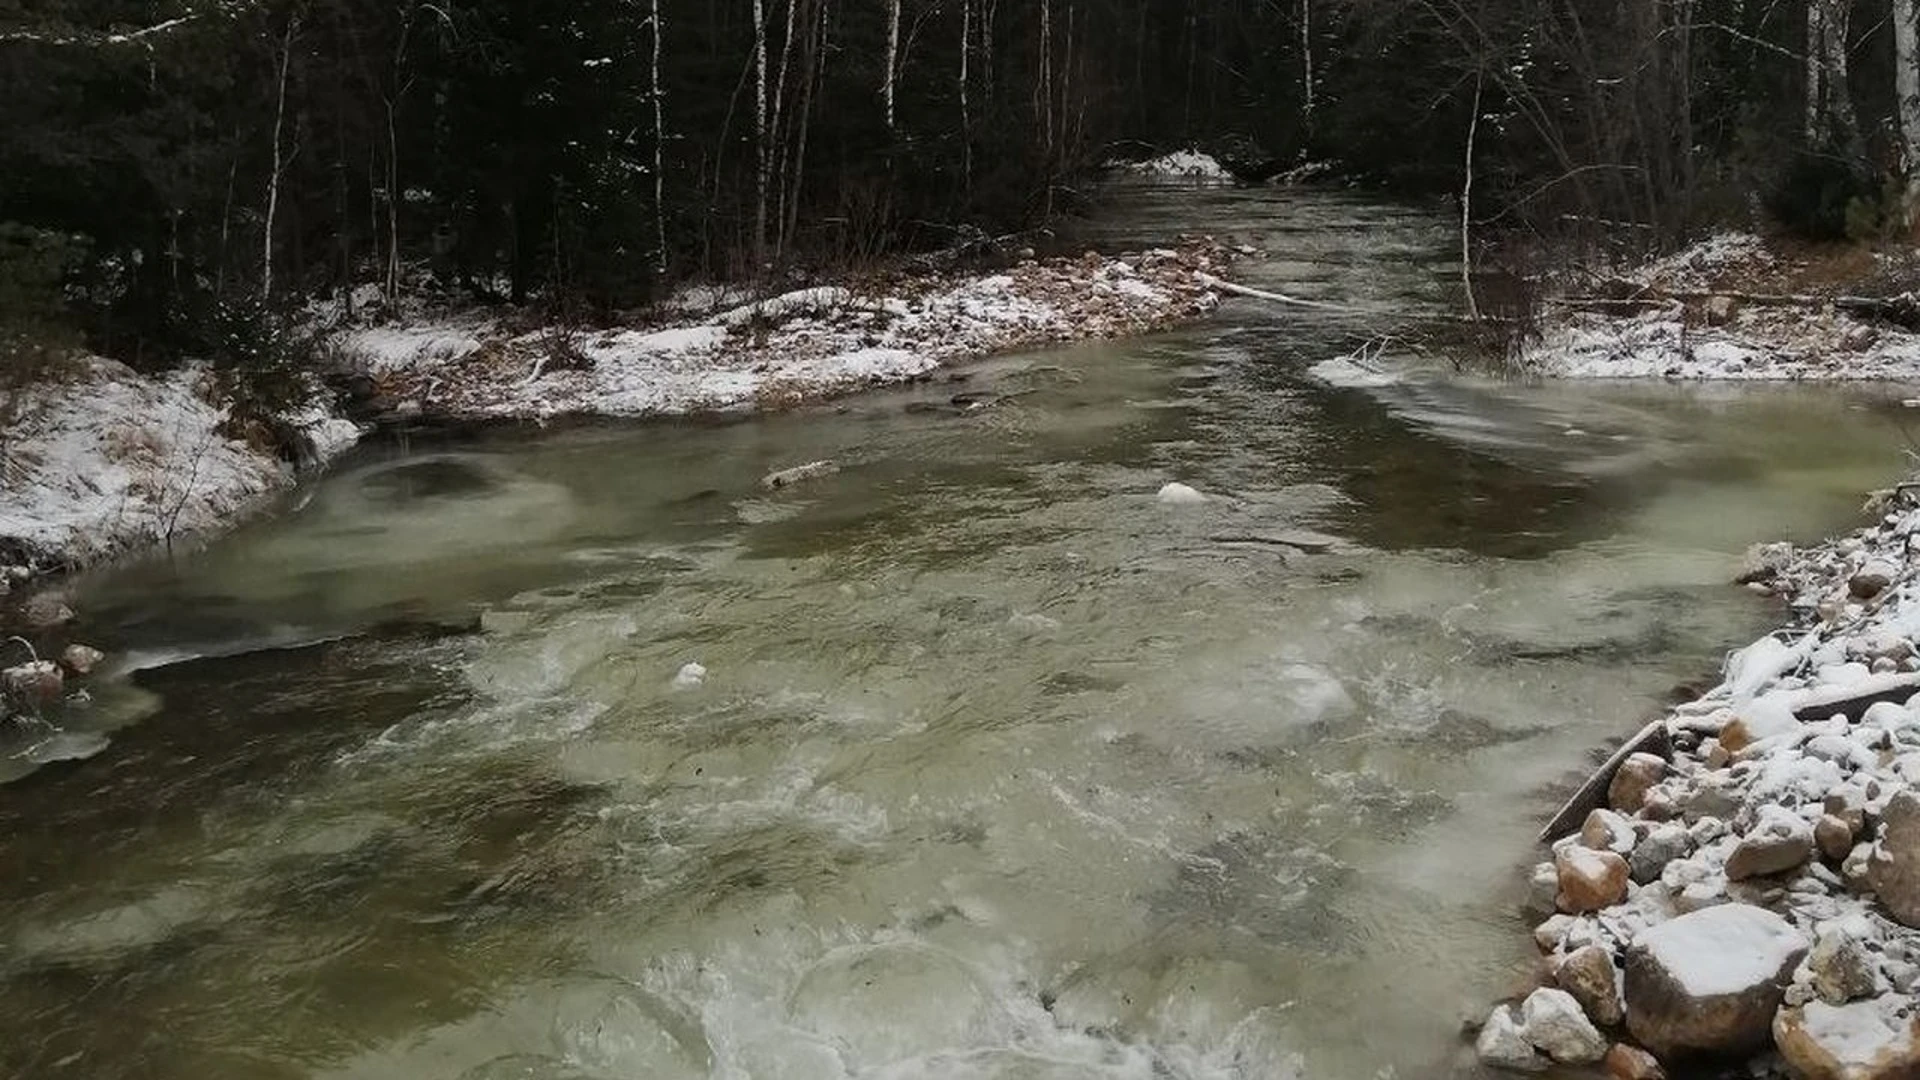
[3, 184, 1918, 1079]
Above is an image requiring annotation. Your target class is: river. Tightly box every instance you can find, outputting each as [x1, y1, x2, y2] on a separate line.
[2, 183, 1915, 1079]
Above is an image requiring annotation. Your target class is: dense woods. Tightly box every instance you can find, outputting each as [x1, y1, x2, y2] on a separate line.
[8, 0, 1920, 371]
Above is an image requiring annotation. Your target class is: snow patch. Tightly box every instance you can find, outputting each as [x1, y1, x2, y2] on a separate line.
[1115, 150, 1233, 181]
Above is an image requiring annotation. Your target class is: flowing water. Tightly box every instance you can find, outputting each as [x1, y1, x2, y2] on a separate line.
[5, 183, 1920, 1080]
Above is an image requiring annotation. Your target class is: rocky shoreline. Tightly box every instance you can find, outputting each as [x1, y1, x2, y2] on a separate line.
[1476, 481, 1920, 1078]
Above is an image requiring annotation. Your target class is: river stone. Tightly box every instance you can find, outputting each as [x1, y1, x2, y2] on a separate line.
[1520, 987, 1608, 1064]
[1775, 996, 1920, 1080]
[1583, 809, 1638, 855]
[1632, 824, 1694, 885]
[1611, 754, 1669, 815]
[1477, 1003, 1547, 1072]
[1157, 481, 1208, 505]
[1558, 945, 1625, 1028]
[1558, 845, 1631, 913]
[59, 643, 104, 677]
[761, 460, 839, 489]
[1819, 815, 1860, 863]
[1807, 918, 1880, 1005]
[1726, 805, 1815, 881]
[1605, 1043, 1666, 1080]
[1851, 561, 1899, 601]
[15, 591, 74, 630]
[1623, 903, 1808, 1058]
[1869, 791, 1920, 927]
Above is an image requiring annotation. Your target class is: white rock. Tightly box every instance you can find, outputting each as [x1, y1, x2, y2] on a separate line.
[1476, 1004, 1547, 1072]
[1519, 987, 1607, 1064]
[671, 662, 708, 690]
[1157, 482, 1208, 506]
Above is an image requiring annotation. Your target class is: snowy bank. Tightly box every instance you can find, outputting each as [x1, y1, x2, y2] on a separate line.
[1478, 479, 1920, 1076]
[334, 243, 1233, 422]
[1109, 150, 1234, 181]
[0, 358, 358, 577]
[1523, 232, 1920, 381]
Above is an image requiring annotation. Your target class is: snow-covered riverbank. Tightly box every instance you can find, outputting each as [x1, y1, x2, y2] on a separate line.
[1522, 233, 1920, 381]
[1476, 480, 1920, 1077]
[331, 242, 1231, 422]
[0, 243, 1233, 591]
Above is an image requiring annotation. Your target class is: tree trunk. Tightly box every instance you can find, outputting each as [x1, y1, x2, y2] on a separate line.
[263, 17, 297, 301]
[753, 0, 769, 269]
[1898, 0, 1920, 212]
[651, 0, 668, 273]
[959, 0, 972, 187]
[883, 0, 901, 131]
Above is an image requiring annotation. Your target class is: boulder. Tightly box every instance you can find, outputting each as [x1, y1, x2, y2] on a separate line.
[1520, 987, 1608, 1064]
[1705, 295, 1736, 326]
[1558, 945, 1625, 1028]
[1775, 996, 1920, 1080]
[1559, 845, 1631, 913]
[1477, 1003, 1547, 1072]
[1610, 753, 1669, 814]
[1156, 482, 1208, 506]
[1623, 903, 1809, 1058]
[15, 591, 74, 630]
[2, 660, 63, 707]
[58, 643, 105, 677]
[1726, 805, 1815, 881]
[1870, 791, 1920, 928]
[1604, 1043, 1666, 1080]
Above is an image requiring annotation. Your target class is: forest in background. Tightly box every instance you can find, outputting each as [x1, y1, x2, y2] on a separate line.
[7, 0, 1920, 382]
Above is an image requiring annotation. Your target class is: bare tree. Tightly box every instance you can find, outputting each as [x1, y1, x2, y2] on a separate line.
[1898, 0, 1920, 213]
[884, 0, 902, 131]
[753, 0, 770, 267]
[651, 0, 668, 273]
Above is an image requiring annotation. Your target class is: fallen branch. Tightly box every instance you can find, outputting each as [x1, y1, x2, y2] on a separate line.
[1549, 288, 1920, 330]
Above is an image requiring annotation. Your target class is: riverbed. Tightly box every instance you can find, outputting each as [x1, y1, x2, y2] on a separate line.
[3, 183, 1916, 1079]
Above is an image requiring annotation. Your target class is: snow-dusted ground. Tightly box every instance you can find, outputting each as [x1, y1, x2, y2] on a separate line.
[331, 244, 1229, 422]
[0, 359, 358, 575]
[1485, 482, 1920, 1074]
[1524, 232, 1920, 380]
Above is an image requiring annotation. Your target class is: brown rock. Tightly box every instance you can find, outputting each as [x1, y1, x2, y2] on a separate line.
[1558, 845, 1631, 914]
[15, 591, 74, 630]
[1705, 295, 1736, 327]
[1610, 753, 1669, 814]
[1582, 809, 1638, 855]
[1817, 815, 1858, 863]
[2, 660, 63, 707]
[1725, 805, 1815, 881]
[1623, 904, 1808, 1058]
[1775, 997, 1920, 1080]
[1558, 945, 1625, 1028]
[1869, 791, 1920, 928]
[1851, 561, 1899, 601]
[1604, 1043, 1666, 1080]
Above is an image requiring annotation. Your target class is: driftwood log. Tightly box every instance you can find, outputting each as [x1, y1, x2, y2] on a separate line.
[1548, 288, 1920, 331]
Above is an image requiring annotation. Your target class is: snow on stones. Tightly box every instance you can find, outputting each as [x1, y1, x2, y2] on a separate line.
[1156, 482, 1209, 506]
[1480, 480, 1920, 1075]
[1112, 149, 1234, 181]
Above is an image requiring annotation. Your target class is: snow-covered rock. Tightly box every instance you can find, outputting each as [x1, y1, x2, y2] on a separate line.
[1157, 482, 1208, 506]
[1775, 996, 1920, 1080]
[2, 660, 63, 707]
[1623, 903, 1809, 1057]
[1115, 150, 1233, 180]
[1559, 845, 1631, 913]
[1870, 791, 1920, 928]
[1610, 753, 1669, 814]
[1726, 804, 1816, 881]
[1520, 987, 1608, 1064]
[671, 662, 707, 690]
[1477, 1003, 1547, 1072]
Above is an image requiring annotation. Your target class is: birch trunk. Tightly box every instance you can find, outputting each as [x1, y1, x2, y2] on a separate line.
[651, 0, 667, 273]
[263, 17, 296, 301]
[1897, 0, 1920, 184]
[883, 0, 901, 131]
[753, 0, 769, 267]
